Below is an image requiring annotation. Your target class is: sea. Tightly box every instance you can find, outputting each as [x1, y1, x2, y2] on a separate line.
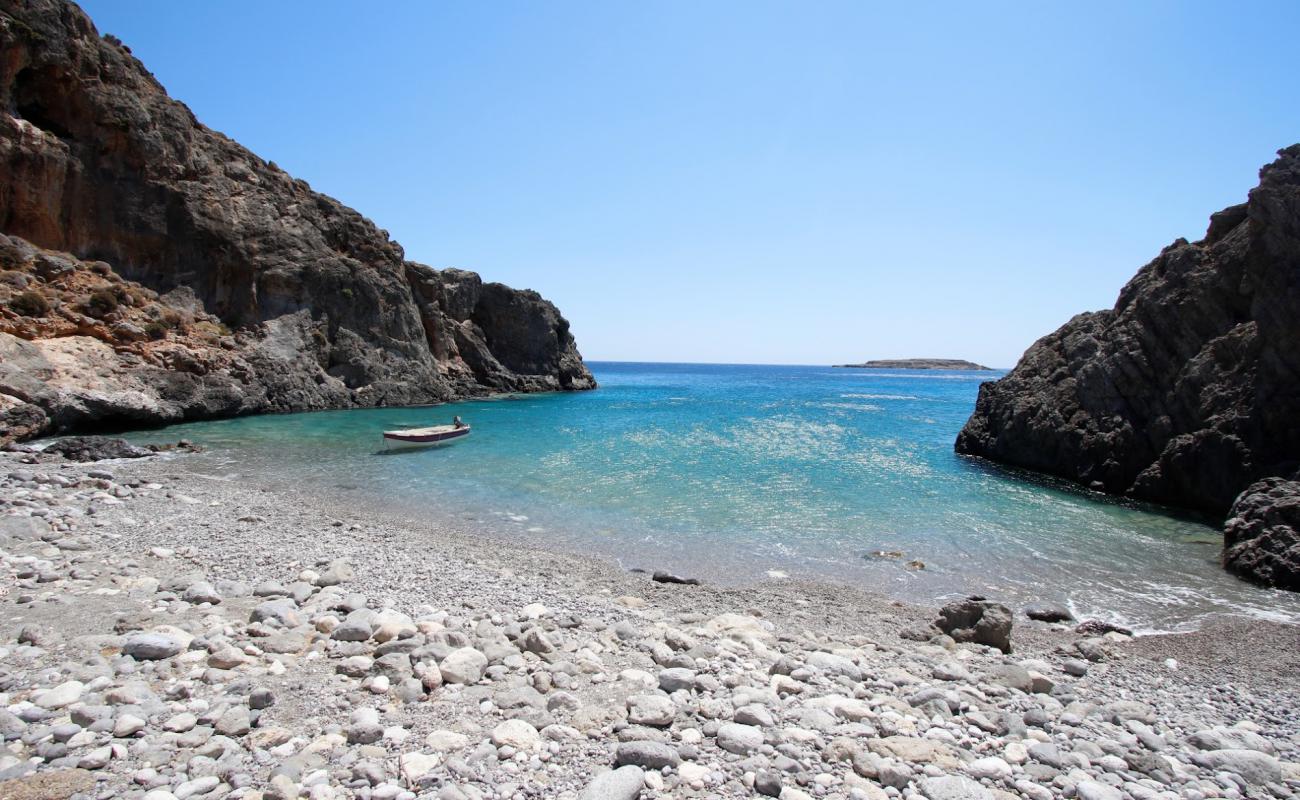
[124, 361, 1300, 633]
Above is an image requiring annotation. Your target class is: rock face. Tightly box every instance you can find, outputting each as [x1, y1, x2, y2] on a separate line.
[956, 146, 1300, 523]
[0, 0, 593, 443]
[1222, 478, 1300, 591]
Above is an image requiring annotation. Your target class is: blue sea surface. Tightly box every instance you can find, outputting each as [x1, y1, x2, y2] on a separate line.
[126, 361, 1300, 632]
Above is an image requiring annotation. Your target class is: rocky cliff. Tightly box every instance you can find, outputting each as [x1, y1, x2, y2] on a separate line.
[955, 146, 1300, 588]
[1223, 479, 1300, 591]
[0, 0, 593, 443]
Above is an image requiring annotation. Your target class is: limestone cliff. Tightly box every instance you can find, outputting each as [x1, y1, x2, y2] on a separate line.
[0, 0, 593, 442]
[955, 146, 1300, 588]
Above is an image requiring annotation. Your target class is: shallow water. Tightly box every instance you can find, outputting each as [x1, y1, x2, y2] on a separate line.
[125, 361, 1300, 632]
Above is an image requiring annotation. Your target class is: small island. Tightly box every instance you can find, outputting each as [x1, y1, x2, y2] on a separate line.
[834, 358, 994, 370]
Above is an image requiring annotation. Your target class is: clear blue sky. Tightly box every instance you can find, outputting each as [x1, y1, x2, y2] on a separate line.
[79, 1, 1300, 368]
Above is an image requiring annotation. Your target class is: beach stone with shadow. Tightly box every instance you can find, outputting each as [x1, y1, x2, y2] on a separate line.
[1024, 602, 1073, 623]
[615, 740, 681, 770]
[935, 597, 1013, 653]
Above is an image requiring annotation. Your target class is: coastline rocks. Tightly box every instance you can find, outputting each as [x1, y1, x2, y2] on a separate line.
[935, 598, 1013, 653]
[2, 450, 1299, 799]
[1222, 478, 1300, 590]
[0, 1, 593, 446]
[651, 570, 701, 586]
[1074, 620, 1132, 637]
[1024, 602, 1074, 623]
[955, 146, 1300, 587]
[41, 436, 153, 461]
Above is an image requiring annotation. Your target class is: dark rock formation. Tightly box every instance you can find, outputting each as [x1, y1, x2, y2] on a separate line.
[404, 266, 593, 395]
[934, 597, 1013, 653]
[836, 359, 992, 370]
[956, 146, 1300, 524]
[1023, 603, 1074, 623]
[1223, 478, 1300, 591]
[0, 0, 593, 443]
[1074, 620, 1133, 638]
[651, 571, 702, 586]
[42, 435, 151, 461]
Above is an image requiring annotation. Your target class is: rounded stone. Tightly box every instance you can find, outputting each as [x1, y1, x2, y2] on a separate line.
[716, 722, 764, 755]
[491, 719, 540, 750]
[123, 633, 184, 660]
[439, 647, 488, 684]
[578, 765, 645, 800]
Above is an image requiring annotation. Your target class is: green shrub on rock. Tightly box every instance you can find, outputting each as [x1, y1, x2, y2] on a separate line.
[9, 290, 51, 317]
[84, 288, 120, 318]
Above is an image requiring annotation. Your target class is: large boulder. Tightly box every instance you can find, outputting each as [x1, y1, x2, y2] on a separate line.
[43, 436, 151, 461]
[955, 146, 1300, 519]
[935, 598, 1013, 653]
[1223, 478, 1300, 590]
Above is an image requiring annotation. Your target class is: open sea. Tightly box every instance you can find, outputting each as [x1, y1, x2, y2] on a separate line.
[125, 361, 1300, 633]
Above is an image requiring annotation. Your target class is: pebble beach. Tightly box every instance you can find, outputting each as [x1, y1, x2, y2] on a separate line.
[1, 449, 1297, 800]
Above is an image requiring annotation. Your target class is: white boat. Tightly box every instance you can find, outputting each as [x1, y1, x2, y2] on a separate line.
[381, 423, 471, 449]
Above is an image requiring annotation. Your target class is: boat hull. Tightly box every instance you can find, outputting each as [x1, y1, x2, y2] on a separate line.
[382, 426, 471, 447]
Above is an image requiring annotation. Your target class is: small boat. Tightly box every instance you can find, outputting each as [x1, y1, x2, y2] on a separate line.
[381, 423, 471, 449]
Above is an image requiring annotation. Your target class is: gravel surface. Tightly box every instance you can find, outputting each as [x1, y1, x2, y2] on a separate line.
[0, 449, 1296, 800]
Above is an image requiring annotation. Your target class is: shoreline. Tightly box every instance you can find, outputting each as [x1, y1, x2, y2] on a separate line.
[1, 449, 1298, 799]
[144, 438, 1290, 639]
[140, 454, 1300, 665]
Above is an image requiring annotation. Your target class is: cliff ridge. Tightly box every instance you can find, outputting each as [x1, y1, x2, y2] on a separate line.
[956, 145, 1300, 588]
[0, 0, 593, 442]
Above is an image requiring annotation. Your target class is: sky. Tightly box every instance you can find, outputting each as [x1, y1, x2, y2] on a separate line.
[79, 1, 1300, 368]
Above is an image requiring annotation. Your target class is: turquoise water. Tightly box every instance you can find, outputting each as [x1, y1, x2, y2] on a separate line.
[125, 362, 1300, 631]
